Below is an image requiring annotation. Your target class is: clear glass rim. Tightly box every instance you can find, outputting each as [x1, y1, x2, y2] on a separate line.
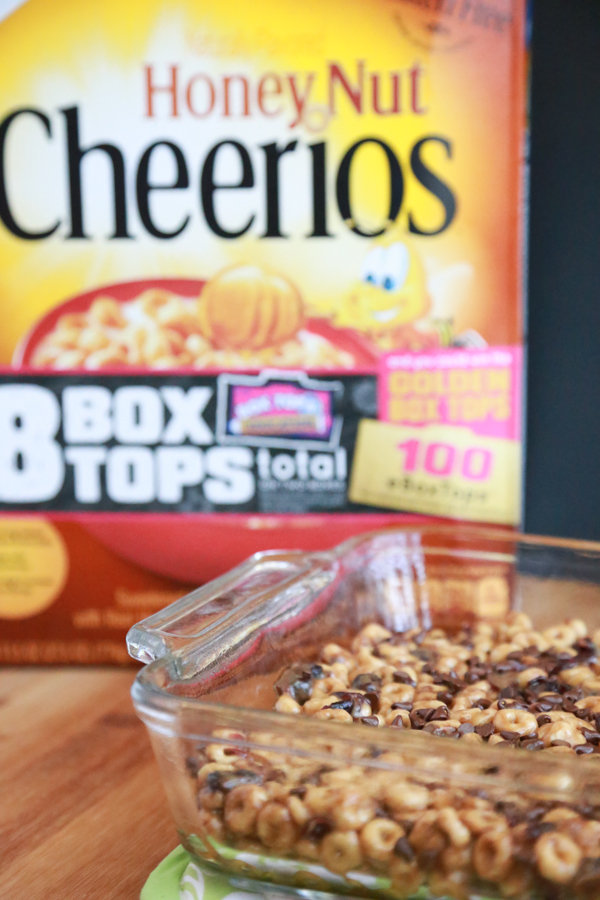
[130, 525, 600, 799]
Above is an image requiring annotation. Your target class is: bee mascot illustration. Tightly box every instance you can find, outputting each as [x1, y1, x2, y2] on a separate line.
[336, 229, 451, 351]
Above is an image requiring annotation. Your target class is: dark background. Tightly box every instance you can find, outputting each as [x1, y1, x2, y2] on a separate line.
[525, 0, 600, 538]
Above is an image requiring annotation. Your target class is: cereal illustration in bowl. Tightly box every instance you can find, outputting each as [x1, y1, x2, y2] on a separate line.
[18, 268, 375, 372]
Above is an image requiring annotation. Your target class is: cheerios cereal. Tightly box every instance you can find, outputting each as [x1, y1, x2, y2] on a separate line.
[32, 287, 355, 372]
[190, 613, 600, 898]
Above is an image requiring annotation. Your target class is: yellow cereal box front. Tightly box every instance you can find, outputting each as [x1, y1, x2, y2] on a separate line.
[0, 0, 526, 660]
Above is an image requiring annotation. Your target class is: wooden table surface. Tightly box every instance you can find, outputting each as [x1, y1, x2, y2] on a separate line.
[0, 668, 177, 900]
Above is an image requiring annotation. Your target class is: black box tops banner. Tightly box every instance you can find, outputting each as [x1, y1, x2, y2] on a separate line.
[0, 372, 378, 514]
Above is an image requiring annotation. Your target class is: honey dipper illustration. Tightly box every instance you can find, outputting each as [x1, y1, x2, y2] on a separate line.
[198, 265, 304, 350]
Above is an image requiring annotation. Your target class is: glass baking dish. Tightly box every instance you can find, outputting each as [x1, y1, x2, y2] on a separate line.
[128, 525, 600, 900]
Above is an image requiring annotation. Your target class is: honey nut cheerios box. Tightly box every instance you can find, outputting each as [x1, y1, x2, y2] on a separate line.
[0, 0, 526, 662]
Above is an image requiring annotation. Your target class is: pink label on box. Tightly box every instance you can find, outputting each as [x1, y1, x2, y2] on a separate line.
[229, 383, 334, 439]
[379, 346, 522, 440]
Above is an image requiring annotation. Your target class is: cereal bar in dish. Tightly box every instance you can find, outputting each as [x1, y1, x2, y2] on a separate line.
[129, 528, 600, 900]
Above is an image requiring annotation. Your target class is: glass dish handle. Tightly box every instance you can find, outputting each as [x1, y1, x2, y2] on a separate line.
[126, 549, 330, 664]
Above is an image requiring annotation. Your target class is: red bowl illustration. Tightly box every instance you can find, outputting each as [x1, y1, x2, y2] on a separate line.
[15, 278, 383, 582]
[78, 512, 425, 585]
[13, 278, 379, 371]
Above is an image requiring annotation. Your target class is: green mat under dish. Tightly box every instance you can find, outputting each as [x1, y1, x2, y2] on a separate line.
[141, 847, 265, 900]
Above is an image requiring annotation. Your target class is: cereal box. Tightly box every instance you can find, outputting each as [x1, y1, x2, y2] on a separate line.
[0, 0, 526, 661]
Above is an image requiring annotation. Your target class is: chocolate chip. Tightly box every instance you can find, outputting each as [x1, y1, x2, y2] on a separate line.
[471, 698, 491, 710]
[550, 740, 571, 747]
[440, 678, 465, 693]
[494, 659, 526, 674]
[500, 731, 521, 741]
[393, 671, 417, 687]
[290, 786, 307, 798]
[496, 801, 523, 826]
[223, 770, 264, 790]
[537, 715, 552, 726]
[531, 702, 553, 713]
[560, 656, 586, 672]
[310, 665, 326, 679]
[287, 679, 311, 704]
[327, 699, 354, 713]
[365, 692, 381, 713]
[526, 820, 556, 840]
[209, 769, 263, 792]
[576, 744, 596, 755]
[300, 766, 333, 785]
[423, 723, 456, 736]
[391, 701, 413, 711]
[351, 673, 382, 691]
[498, 699, 517, 710]
[205, 771, 224, 791]
[429, 706, 450, 721]
[265, 768, 286, 783]
[468, 665, 490, 680]
[185, 756, 199, 778]
[305, 817, 333, 840]
[393, 836, 414, 862]
[498, 698, 528, 711]
[437, 691, 455, 705]
[275, 665, 315, 704]
[360, 716, 379, 726]
[582, 730, 600, 745]
[520, 739, 545, 751]
[535, 695, 562, 707]
[390, 715, 405, 728]
[527, 678, 558, 696]
[330, 692, 371, 717]
[475, 723, 495, 738]
[526, 804, 550, 821]
[458, 722, 475, 734]
[499, 685, 519, 699]
[409, 710, 426, 729]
